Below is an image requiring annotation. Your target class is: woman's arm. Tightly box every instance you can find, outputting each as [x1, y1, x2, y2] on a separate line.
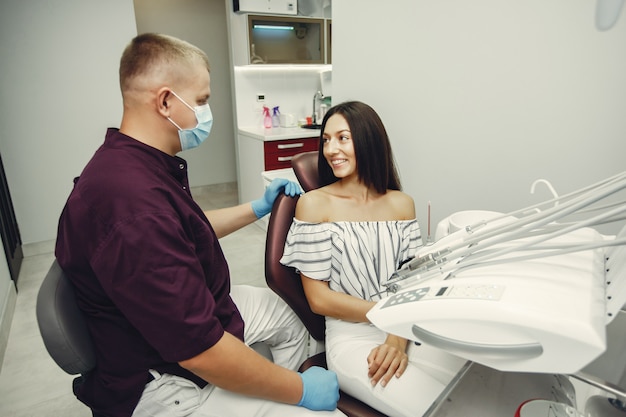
[301, 275, 410, 387]
[300, 275, 375, 322]
[367, 334, 409, 387]
[296, 188, 413, 386]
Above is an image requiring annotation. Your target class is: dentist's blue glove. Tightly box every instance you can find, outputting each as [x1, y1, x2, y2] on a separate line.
[297, 366, 340, 411]
[251, 178, 303, 219]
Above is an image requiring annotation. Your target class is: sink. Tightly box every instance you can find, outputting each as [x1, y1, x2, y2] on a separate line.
[301, 124, 322, 129]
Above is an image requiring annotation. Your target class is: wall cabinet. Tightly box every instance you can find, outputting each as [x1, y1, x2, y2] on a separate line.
[234, 0, 297, 15]
[228, 1, 332, 66]
[248, 15, 327, 64]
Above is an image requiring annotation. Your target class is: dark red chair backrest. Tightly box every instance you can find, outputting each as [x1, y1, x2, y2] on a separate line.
[291, 151, 321, 192]
[264, 151, 325, 341]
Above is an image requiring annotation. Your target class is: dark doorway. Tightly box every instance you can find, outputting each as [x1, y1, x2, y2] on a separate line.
[0, 153, 23, 286]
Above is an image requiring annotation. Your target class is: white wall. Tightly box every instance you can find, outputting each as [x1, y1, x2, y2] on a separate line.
[0, 0, 137, 366]
[234, 65, 331, 128]
[134, 0, 237, 189]
[0, 0, 239, 248]
[0, 0, 138, 245]
[333, 0, 626, 236]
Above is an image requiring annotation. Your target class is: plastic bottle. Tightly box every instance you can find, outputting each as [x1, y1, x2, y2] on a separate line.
[272, 106, 280, 128]
[319, 103, 328, 121]
[263, 106, 271, 128]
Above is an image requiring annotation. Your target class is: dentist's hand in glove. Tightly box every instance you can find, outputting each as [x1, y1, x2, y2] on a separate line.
[251, 178, 302, 219]
[297, 366, 340, 411]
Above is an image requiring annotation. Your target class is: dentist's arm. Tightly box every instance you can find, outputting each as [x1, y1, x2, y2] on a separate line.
[179, 331, 339, 411]
[204, 178, 301, 238]
[203, 203, 258, 239]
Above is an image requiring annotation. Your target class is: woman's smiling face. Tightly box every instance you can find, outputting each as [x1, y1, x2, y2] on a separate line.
[322, 114, 357, 180]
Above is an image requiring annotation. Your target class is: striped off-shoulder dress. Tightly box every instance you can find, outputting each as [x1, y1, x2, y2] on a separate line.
[280, 219, 423, 301]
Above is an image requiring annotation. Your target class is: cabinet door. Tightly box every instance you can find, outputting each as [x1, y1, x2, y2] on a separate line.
[264, 137, 318, 170]
[235, 0, 297, 15]
[326, 19, 332, 64]
[248, 15, 324, 64]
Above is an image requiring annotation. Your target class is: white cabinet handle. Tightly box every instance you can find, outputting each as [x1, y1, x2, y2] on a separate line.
[277, 143, 304, 149]
[277, 156, 294, 162]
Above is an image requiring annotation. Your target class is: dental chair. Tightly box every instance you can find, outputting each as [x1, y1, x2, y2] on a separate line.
[36, 259, 100, 416]
[265, 151, 386, 417]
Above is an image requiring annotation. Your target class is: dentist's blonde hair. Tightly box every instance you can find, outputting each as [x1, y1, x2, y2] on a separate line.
[119, 33, 210, 95]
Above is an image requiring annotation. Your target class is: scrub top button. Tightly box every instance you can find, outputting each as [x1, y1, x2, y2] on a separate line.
[179, 163, 185, 170]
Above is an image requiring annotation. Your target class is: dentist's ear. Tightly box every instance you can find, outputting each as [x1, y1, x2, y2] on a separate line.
[157, 88, 171, 116]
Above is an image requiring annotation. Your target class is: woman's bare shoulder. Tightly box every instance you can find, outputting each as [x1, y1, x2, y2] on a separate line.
[295, 188, 332, 222]
[386, 190, 414, 204]
[384, 190, 416, 219]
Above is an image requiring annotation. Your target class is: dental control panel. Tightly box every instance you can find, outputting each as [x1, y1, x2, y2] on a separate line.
[381, 284, 505, 309]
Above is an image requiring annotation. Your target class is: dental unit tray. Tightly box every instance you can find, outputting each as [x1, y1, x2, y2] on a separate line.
[367, 171, 626, 374]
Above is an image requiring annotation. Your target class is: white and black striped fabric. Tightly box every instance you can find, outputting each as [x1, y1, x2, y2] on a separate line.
[281, 219, 423, 302]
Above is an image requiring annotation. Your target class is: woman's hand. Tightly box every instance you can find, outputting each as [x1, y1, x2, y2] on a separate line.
[367, 334, 409, 387]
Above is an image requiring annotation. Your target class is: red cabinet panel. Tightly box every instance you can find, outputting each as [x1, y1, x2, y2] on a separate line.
[263, 137, 318, 171]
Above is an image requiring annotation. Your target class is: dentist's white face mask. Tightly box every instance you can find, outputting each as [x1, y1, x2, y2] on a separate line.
[167, 91, 213, 151]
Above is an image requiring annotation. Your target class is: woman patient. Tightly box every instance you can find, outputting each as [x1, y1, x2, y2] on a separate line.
[281, 101, 465, 417]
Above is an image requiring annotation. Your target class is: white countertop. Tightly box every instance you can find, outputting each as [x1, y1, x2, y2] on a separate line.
[262, 167, 298, 184]
[238, 126, 320, 141]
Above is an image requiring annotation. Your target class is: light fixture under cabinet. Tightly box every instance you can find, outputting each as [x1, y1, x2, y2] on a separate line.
[253, 24, 294, 30]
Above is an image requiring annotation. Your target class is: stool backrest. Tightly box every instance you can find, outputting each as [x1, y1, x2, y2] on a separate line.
[36, 259, 95, 375]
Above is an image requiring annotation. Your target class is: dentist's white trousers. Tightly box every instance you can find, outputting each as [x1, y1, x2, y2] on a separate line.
[132, 285, 346, 417]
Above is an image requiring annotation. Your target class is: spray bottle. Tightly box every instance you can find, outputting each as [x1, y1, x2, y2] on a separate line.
[262, 106, 271, 128]
[272, 106, 280, 128]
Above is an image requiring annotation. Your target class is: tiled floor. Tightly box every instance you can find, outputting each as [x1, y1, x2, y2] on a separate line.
[0, 183, 268, 417]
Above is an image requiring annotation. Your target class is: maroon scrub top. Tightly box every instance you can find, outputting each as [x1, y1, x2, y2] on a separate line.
[56, 128, 244, 417]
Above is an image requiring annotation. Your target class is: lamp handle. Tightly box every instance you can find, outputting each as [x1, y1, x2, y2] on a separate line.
[412, 324, 543, 359]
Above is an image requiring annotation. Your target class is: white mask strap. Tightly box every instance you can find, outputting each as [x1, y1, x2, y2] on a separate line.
[169, 90, 195, 112]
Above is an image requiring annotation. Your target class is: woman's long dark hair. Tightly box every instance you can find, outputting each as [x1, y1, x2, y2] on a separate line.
[317, 101, 401, 193]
